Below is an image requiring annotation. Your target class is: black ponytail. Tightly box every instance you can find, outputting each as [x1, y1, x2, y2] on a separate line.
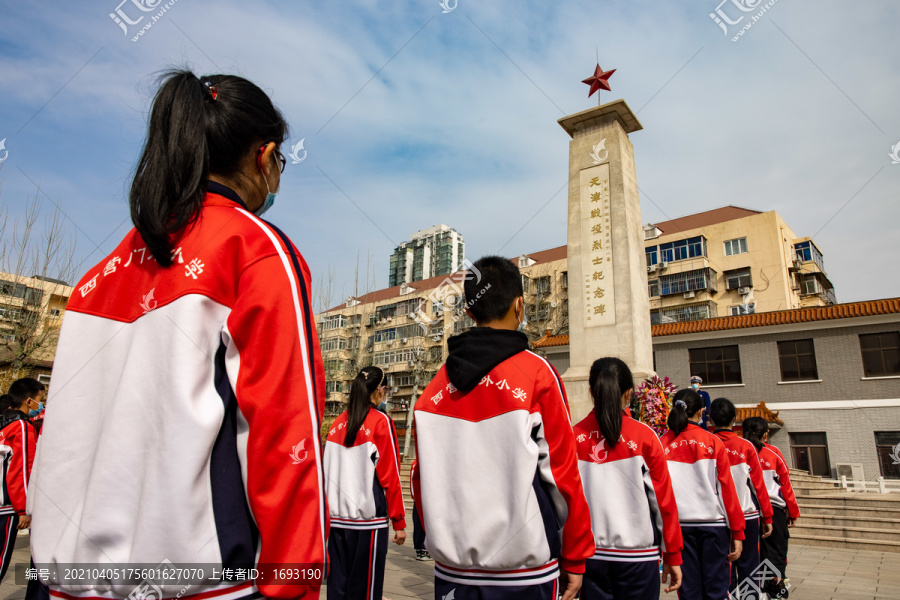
[588, 357, 634, 447]
[345, 366, 385, 447]
[710, 397, 736, 428]
[667, 388, 705, 436]
[742, 416, 768, 452]
[0, 395, 15, 413]
[130, 70, 288, 266]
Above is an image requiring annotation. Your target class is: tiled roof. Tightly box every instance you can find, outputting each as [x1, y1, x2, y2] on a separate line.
[653, 206, 762, 236]
[532, 298, 900, 346]
[325, 245, 568, 313]
[736, 401, 784, 426]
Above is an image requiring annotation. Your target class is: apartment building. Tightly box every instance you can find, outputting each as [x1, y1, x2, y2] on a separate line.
[644, 206, 835, 324]
[0, 272, 74, 383]
[388, 224, 465, 287]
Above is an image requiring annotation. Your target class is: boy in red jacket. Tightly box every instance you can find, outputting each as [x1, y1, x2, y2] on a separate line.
[413, 256, 594, 600]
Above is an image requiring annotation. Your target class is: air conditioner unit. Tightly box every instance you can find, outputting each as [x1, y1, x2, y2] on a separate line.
[401, 338, 408, 344]
[387, 341, 394, 347]
[387, 316, 392, 322]
[683, 291, 696, 299]
[647, 264, 658, 273]
[792, 259, 802, 270]
[432, 335, 441, 342]
[835, 463, 865, 481]
[407, 361, 414, 368]
[659, 261, 668, 270]
[392, 386, 398, 393]
[738, 287, 751, 296]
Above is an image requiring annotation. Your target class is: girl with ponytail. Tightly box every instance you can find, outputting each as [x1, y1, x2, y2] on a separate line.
[324, 366, 407, 600]
[573, 358, 683, 598]
[661, 389, 746, 600]
[29, 69, 328, 600]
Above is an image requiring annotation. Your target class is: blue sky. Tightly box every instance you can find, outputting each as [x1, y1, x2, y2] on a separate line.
[0, 0, 898, 310]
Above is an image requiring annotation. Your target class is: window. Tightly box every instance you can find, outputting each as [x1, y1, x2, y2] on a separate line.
[521, 276, 530, 294]
[790, 432, 830, 477]
[648, 279, 659, 298]
[645, 246, 658, 267]
[658, 268, 718, 296]
[725, 268, 752, 290]
[659, 236, 707, 263]
[859, 332, 900, 377]
[799, 274, 823, 296]
[325, 381, 347, 394]
[561, 272, 568, 288]
[794, 240, 825, 271]
[689, 345, 742, 385]
[730, 304, 756, 316]
[778, 339, 819, 381]
[49, 308, 62, 317]
[321, 314, 348, 330]
[37, 374, 51, 385]
[427, 346, 443, 363]
[534, 276, 551, 296]
[655, 301, 716, 323]
[321, 337, 350, 352]
[724, 237, 748, 256]
[0, 282, 26, 299]
[875, 432, 900, 479]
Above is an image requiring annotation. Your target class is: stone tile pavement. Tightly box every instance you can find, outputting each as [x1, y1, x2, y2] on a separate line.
[3, 534, 899, 600]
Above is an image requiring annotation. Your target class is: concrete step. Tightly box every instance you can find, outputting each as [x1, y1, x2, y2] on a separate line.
[791, 522, 900, 542]
[800, 494, 900, 509]
[797, 514, 900, 530]
[798, 502, 900, 519]
[791, 532, 900, 553]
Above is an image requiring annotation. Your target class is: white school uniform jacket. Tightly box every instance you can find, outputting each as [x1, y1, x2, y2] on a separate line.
[661, 423, 746, 539]
[574, 412, 683, 566]
[413, 327, 594, 586]
[27, 183, 328, 600]
[324, 407, 406, 531]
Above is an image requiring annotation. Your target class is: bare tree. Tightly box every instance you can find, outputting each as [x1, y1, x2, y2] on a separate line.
[0, 184, 80, 388]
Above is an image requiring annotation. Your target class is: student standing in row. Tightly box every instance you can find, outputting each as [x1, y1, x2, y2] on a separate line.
[413, 256, 593, 600]
[709, 399, 775, 592]
[574, 357, 683, 599]
[661, 389, 745, 600]
[742, 417, 800, 599]
[0, 383, 40, 583]
[29, 70, 328, 600]
[324, 366, 406, 600]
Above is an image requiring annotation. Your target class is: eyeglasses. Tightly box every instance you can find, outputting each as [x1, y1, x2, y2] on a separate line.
[379, 385, 392, 398]
[258, 144, 286, 173]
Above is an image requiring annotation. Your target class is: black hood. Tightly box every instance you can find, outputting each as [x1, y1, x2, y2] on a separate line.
[446, 327, 530, 393]
[0, 410, 29, 431]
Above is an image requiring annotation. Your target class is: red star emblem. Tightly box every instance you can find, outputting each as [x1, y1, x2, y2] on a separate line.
[582, 64, 616, 98]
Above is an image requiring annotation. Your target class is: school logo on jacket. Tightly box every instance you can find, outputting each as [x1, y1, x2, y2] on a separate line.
[589, 439, 608, 464]
[139, 288, 157, 314]
[290, 439, 309, 464]
[442, 589, 456, 600]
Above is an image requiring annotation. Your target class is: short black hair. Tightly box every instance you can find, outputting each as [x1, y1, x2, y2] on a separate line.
[710, 397, 736, 427]
[7, 377, 45, 407]
[464, 256, 523, 324]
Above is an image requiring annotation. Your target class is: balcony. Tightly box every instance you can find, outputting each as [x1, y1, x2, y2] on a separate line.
[650, 301, 717, 325]
[658, 268, 718, 296]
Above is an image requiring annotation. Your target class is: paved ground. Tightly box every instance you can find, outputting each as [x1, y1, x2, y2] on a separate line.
[3, 534, 899, 599]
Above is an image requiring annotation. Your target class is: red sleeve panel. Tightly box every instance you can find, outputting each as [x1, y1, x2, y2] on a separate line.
[532, 355, 594, 574]
[5, 420, 36, 515]
[373, 411, 406, 530]
[772, 450, 801, 520]
[714, 438, 746, 540]
[226, 251, 327, 599]
[642, 427, 683, 566]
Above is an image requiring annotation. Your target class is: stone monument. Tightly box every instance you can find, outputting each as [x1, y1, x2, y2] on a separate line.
[559, 65, 655, 422]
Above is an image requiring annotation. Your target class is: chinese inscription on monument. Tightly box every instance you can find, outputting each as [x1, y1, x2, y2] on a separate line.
[580, 164, 615, 327]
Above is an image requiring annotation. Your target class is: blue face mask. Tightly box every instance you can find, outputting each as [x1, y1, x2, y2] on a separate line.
[255, 161, 279, 217]
[377, 401, 388, 413]
[29, 401, 44, 418]
[517, 301, 527, 333]
[691, 383, 700, 390]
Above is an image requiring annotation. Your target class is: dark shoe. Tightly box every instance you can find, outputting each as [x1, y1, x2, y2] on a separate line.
[415, 550, 434, 561]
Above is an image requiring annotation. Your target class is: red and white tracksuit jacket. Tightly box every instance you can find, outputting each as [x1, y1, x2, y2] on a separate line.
[714, 430, 775, 524]
[413, 351, 594, 585]
[0, 415, 36, 518]
[661, 423, 746, 539]
[28, 183, 328, 599]
[324, 408, 406, 531]
[574, 412, 683, 566]
[759, 443, 801, 520]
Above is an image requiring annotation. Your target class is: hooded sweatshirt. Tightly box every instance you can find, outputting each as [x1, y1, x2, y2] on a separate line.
[413, 327, 594, 585]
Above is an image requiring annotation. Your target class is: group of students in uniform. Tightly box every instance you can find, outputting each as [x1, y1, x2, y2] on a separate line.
[11, 68, 802, 600]
[324, 255, 800, 600]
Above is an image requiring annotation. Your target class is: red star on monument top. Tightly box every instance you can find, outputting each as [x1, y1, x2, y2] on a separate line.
[582, 64, 616, 98]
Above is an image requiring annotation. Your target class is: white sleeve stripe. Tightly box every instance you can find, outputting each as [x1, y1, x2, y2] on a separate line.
[18, 421, 27, 502]
[233, 207, 326, 555]
[526, 351, 572, 428]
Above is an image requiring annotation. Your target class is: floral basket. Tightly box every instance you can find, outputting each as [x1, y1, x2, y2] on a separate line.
[634, 375, 678, 437]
